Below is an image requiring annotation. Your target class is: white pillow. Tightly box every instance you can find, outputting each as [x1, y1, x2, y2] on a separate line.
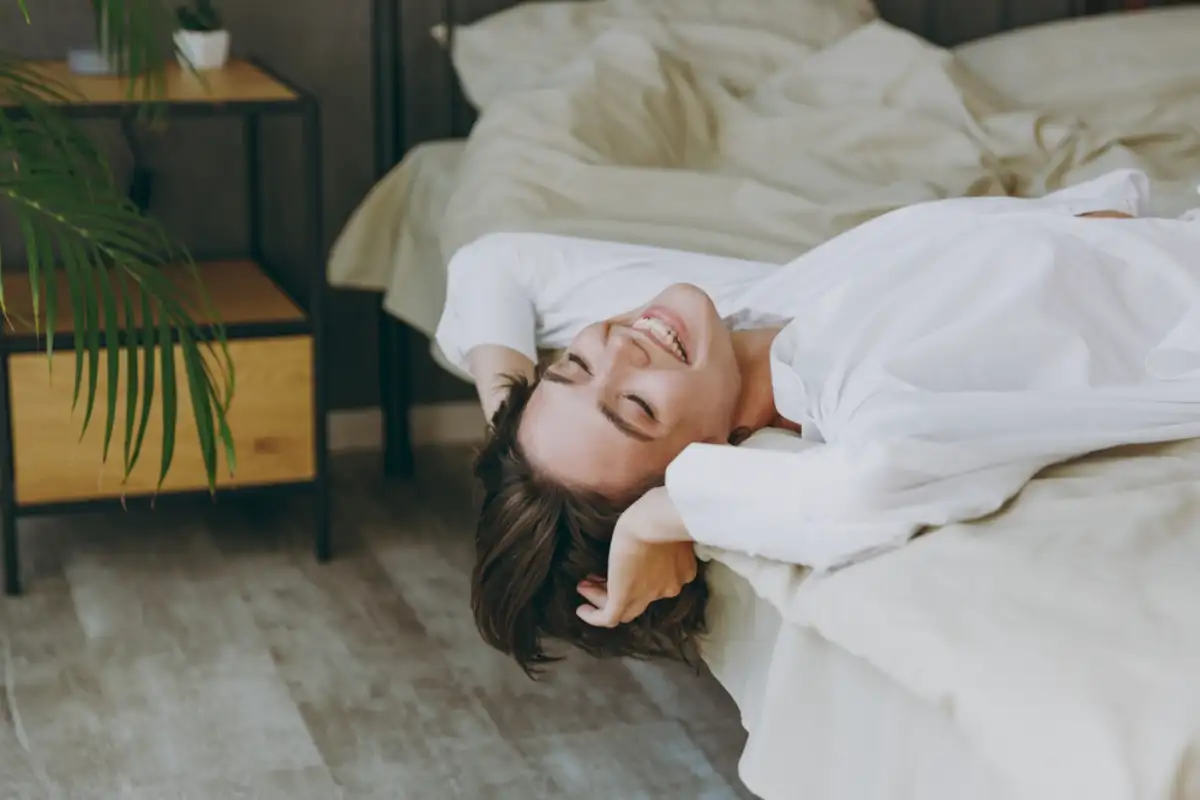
[450, 0, 878, 109]
[954, 7, 1200, 108]
[607, 0, 878, 43]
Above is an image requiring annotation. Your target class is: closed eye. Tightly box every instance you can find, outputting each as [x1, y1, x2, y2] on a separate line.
[540, 351, 657, 442]
[542, 352, 590, 386]
[626, 394, 655, 421]
[568, 353, 591, 373]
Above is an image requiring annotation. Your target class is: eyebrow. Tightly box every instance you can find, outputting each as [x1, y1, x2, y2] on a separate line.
[542, 369, 654, 443]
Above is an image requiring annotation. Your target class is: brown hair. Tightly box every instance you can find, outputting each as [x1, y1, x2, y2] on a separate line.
[471, 371, 709, 678]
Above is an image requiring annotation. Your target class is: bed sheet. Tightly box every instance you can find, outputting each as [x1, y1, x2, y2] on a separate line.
[431, 16, 1200, 264]
[328, 12, 1200, 342]
[327, 139, 470, 378]
[703, 561, 1010, 800]
[706, 436, 1200, 800]
[952, 6, 1200, 111]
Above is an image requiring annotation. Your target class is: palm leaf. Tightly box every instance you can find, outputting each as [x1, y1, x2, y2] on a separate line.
[90, 0, 178, 103]
[0, 2, 236, 493]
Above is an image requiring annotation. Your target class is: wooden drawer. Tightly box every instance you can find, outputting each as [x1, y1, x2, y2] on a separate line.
[8, 335, 314, 506]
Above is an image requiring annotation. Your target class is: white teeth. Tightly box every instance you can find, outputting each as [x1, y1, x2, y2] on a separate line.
[633, 316, 687, 363]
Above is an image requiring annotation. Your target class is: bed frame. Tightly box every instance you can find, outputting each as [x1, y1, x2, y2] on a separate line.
[369, 0, 1184, 476]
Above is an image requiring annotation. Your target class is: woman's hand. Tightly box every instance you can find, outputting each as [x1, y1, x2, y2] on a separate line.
[466, 345, 536, 421]
[576, 487, 697, 628]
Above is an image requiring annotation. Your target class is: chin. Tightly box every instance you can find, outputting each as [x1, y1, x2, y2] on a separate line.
[666, 285, 726, 359]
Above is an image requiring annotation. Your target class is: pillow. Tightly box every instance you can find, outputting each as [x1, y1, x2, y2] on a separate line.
[954, 7, 1200, 108]
[607, 0, 878, 43]
[450, 0, 878, 109]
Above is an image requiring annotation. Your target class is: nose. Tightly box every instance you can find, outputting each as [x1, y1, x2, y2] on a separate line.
[601, 326, 651, 371]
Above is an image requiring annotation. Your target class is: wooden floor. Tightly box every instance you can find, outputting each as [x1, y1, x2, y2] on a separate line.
[0, 447, 753, 799]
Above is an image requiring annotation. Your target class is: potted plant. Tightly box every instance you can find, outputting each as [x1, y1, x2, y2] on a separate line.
[1, 2, 234, 492]
[173, 0, 230, 71]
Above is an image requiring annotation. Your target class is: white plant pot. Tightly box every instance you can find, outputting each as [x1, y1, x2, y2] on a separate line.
[174, 29, 231, 71]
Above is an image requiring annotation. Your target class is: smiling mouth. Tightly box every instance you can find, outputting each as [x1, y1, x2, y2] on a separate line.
[632, 315, 688, 364]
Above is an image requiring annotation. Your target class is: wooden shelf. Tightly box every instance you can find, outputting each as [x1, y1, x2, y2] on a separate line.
[4, 259, 314, 503]
[2, 260, 305, 337]
[1, 59, 298, 107]
[9, 335, 315, 506]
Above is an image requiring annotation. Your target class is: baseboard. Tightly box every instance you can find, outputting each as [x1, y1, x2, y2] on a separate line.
[327, 402, 486, 452]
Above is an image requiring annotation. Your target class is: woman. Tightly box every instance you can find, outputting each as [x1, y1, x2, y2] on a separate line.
[435, 169, 1200, 675]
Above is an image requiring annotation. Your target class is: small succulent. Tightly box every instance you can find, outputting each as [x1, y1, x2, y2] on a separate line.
[176, 0, 223, 32]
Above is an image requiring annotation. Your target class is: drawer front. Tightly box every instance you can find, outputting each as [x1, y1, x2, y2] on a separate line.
[9, 335, 315, 506]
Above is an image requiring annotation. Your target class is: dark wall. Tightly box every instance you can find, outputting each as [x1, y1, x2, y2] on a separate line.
[0, 0, 399, 410]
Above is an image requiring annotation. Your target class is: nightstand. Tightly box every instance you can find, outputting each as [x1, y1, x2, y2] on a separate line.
[0, 59, 330, 595]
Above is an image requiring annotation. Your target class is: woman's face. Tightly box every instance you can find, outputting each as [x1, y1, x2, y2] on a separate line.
[518, 283, 742, 497]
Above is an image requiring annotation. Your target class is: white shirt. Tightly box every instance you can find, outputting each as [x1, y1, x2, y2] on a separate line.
[435, 169, 1200, 571]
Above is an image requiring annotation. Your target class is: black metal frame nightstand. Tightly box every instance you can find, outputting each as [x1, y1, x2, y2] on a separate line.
[0, 58, 330, 595]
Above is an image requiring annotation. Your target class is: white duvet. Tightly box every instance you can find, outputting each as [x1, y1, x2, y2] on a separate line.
[433, 15, 1200, 264]
[711, 434, 1200, 800]
[328, 7, 1200, 322]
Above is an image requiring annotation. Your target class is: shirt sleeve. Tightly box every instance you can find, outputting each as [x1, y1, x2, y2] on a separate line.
[434, 231, 778, 376]
[666, 383, 1200, 572]
[663, 430, 916, 570]
[665, 433, 1033, 572]
[434, 233, 547, 373]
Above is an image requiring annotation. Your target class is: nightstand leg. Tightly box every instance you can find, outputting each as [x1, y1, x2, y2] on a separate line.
[303, 99, 332, 563]
[0, 355, 20, 596]
[314, 472, 331, 563]
[1, 500, 16, 597]
[380, 312, 414, 478]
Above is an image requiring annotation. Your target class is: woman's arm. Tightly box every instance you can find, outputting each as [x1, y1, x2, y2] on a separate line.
[659, 375, 1200, 573]
[436, 234, 543, 386]
[436, 231, 780, 419]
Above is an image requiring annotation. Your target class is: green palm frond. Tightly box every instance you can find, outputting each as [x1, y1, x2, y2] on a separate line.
[89, 0, 180, 101]
[0, 2, 236, 493]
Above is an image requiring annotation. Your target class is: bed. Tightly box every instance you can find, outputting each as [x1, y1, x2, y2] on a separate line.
[332, 1, 1200, 797]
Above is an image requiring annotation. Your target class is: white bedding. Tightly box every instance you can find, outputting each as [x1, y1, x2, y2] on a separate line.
[429, 15, 1200, 262]
[711, 436, 1200, 800]
[702, 441, 1200, 800]
[327, 8, 1200, 346]
[329, 140, 472, 378]
[703, 562, 1011, 800]
[954, 6, 1200, 110]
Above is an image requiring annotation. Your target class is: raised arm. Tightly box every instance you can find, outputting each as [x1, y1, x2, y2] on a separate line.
[435, 231, 779, 422]
[435, 233, 558, 422]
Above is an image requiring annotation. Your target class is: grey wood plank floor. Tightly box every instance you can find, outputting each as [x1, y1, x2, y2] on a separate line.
[0, 447, 754, 799]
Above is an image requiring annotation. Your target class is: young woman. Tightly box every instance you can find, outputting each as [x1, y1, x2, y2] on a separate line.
[434, 169, 1200, 675]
